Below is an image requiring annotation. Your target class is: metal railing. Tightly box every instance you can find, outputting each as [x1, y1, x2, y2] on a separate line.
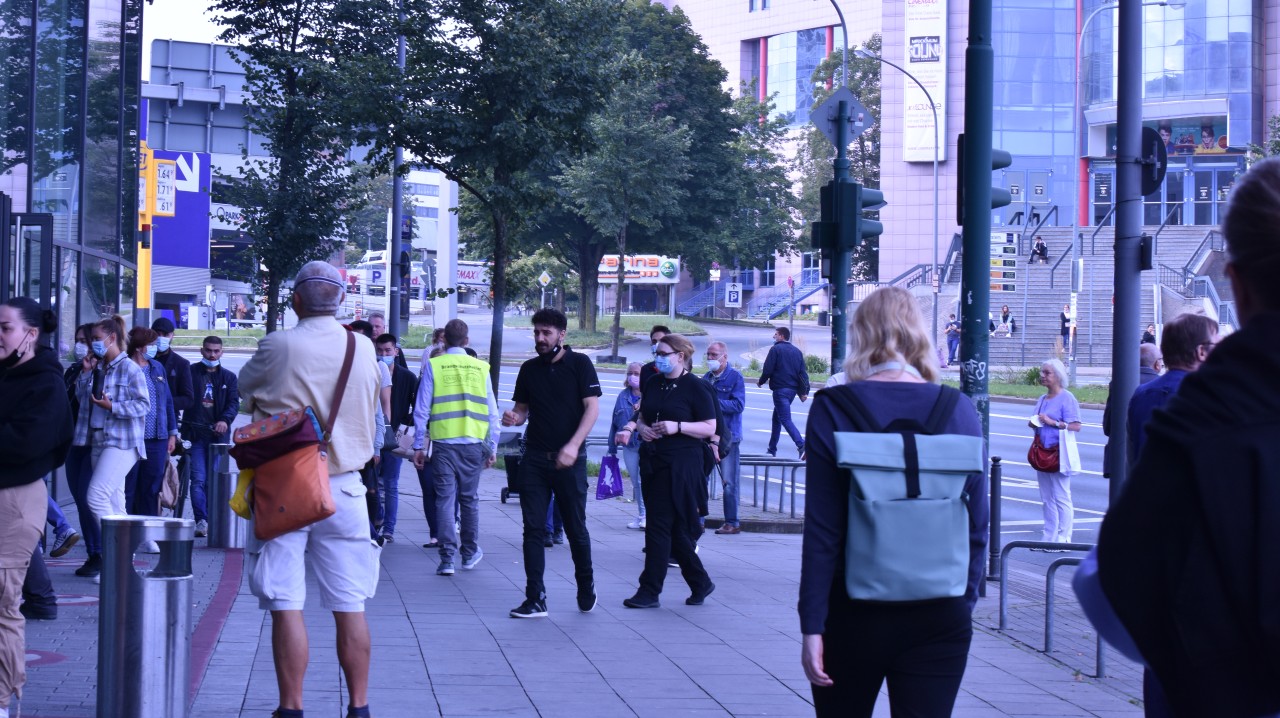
[1090, 206, 1116, 254]
[1150, 204, 1183, 249]
[997, 541, 1105, 678]
[941, 233, 964, 284]
[1020, 205, 1059, 256]
[1048, 231, 1081, 289]
[1157, 262, 1190, 295]
[1184, 228, 1224, 277]
[741, 454, 805, 518]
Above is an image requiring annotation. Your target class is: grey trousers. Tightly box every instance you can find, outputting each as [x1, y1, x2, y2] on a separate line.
[431, 443, 486, 562]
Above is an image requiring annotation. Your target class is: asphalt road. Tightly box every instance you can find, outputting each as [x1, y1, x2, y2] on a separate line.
[201, 346, 1112, 548]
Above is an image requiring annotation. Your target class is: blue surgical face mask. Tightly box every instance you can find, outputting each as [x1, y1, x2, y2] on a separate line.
[654, 355, 675, 374]
[201, 358, 219, 368]
[155, 336, 171, 352]
[73, 342, 88, 360]
[91, 340, 107, 358]
[379, 355, 394, 366]
[145, 344, 158, 359]
[651, 343, 659, 355]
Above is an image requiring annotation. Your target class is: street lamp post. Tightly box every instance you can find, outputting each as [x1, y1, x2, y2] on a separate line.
[856, 50, 940, 347]
[1070, 0, 1182, 385]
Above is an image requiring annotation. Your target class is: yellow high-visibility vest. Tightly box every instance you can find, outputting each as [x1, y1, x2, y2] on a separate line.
[429, 353, 491, 441]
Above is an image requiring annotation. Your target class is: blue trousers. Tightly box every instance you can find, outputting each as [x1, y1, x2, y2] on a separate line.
[947, 336, 960, 363]
[125, 439, 169, 516]
[188, 440, 213, 523]
[65, 445, 99, 554]
[768, 388, 804, 454]
[712, 441, 742, 526]
[378, 449, 403, 536]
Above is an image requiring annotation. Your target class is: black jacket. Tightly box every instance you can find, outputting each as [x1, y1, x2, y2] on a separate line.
[0, 346, 73, 489]
[1098, 312, 1280, 718]
[758, 340, 810, 395]
[157, 349, 194, 415]
[390, 363, 416, 427]
[184, 364, 239, 442]
[1100, 365, 1160, 478]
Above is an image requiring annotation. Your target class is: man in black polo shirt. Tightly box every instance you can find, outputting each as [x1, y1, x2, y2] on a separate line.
[502, 308, 602, 618]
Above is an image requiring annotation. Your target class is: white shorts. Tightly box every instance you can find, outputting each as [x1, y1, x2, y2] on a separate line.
[246, 470, 381, 612]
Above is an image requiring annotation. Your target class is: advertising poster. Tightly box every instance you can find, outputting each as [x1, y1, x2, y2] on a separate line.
[903, 0, 948, 162]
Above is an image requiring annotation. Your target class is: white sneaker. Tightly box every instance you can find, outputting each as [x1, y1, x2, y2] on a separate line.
[194, 520, 209, 537]
[92, 574, 100, 585]
[139, 540, 160, 554]
[627, 518, 646, 530]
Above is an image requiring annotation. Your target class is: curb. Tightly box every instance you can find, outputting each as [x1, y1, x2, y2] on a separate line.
[704, 516, 804, 535]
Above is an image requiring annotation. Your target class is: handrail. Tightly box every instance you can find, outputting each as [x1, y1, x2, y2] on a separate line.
[941, 232, 963, 284]
[1090, 205, 1116, 254]
[1048, 231, 1080, 289]
[1020, 205, 1059, 255]
[1157, 262, 1190, 296]
[1150, 204, 1183, 247]
[1183, 228, 1223, 277]
[741, 454, 805, 518]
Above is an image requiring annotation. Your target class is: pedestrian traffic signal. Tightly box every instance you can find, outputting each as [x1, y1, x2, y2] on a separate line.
[956, 133, 1014, 226]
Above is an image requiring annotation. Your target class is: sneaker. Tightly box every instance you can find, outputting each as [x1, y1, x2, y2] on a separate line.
[139, 540, 160, 554]
[50, 528, 80, 558]
[686, 582, 716, 606]
[552, 531, 565, 545]
[667, 558, 679, 568]
[75, 554, 102, 577]
[627, 517, 646, 530]
[380, 533, 395, 545]
[437, 560, 455, 576]
[622, 593, 660, 609]
[461, 548, 484, 570]
[92, 573, 100, 585]
[20, 602, 57, 621]
[543, 535, 554, 548]
[577, 583, 597, 613]
[509, 598, 548, 619]
[194, 520, 209, 538]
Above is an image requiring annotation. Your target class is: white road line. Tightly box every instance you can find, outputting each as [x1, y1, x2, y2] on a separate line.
[1002, 495, 1106, 515]
[990, 431, 1105, 448]
[1001, 518, 1102, 526]
[1000, 458, 1104, 477]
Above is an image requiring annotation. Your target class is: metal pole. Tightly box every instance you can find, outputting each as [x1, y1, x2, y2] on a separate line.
[987, 456, 1003, 584]
[831, 100, 852, 365]
[960, 0, 995, 441]
[1109, 0, 1143, 503]
[387, 0, 407, 339]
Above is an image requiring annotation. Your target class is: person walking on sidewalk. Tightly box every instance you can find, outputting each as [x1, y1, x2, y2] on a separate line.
[704, 341, 745, 535]
[0, 297, 73, 718]
[182, 336, 239, 537]
[759, 326, 809, 459]
[375, 333, 416, 545]
[609, 362, 644, 529]
[412, 319, 500, 576]
[616, 334, 717, 609]
[62, 323, 100, 576]
[502, 308, 601, 619]
[799, 287, 987, 718]
[239, 262, 382, 718]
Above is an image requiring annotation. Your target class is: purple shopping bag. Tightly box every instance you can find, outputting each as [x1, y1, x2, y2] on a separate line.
[595, 455, 625, 500]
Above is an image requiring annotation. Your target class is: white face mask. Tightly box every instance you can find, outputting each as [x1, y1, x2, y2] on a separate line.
[73, 342, 88, 360]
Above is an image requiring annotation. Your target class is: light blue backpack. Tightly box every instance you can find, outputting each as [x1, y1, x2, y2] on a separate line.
[824, 385, 985, 601]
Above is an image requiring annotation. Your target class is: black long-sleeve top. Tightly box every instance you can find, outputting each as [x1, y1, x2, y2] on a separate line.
[798, 381, 989, 635]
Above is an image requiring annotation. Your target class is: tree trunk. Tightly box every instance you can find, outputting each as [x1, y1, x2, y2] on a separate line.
[575, 239, 605, 333]
[610, 225, 628, 359]
[265, 273, 281, 334]
[487, 209, 508, 390]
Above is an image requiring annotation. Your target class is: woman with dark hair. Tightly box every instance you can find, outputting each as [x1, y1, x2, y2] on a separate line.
[74, 316, 148, 581]
[0, 297, 73, 717]
[615, 333, 716, 609]
[799, 287, 988, 717]
[62, 323, 104, 576]
[122, 327, 178, 517]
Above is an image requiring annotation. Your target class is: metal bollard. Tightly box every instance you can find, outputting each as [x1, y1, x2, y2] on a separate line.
[97, 516, 195, 718]
[988, 456, 1003, 583]
[207, 443, 246, 548]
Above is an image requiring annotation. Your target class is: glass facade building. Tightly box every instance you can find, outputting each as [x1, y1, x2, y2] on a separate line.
[991, 0, 1263, 232]
[0, 0, 142, 354]
[745, 26, 844, 127]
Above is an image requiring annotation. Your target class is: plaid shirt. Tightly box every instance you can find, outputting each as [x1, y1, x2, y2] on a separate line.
[72, 352, 150, 460]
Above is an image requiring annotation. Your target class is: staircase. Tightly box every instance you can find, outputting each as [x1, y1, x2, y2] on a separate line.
[676, 282, 723, 317]
[949, 224, 1226, 369]
[745, 269, 827, 319]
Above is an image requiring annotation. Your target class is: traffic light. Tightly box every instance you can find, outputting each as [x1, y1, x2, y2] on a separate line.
[956, 133, 1014, 226]
[812, 182, 838, 277]
[812, 181, 885, 278]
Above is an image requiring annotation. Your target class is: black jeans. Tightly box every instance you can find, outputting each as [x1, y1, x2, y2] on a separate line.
[812, 594, 972, 718]
[518, 451, 593, 602]
[638, 444, 711, 600]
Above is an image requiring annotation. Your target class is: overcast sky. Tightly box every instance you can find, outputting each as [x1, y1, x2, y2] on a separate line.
[142, 1, 224, 79]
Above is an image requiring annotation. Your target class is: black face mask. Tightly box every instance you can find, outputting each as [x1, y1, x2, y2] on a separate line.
[0, 331, 34, 369]
[540, 344, 562, 362]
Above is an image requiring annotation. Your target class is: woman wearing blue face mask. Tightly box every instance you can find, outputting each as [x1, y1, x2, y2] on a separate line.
[122, 327, 178, 517]
[73, 317, 149, 572]
[62, 323, 103, 576]
[615, 334, 717, 609]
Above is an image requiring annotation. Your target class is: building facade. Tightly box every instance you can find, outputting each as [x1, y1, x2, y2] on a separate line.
[0, 0, 144, 353]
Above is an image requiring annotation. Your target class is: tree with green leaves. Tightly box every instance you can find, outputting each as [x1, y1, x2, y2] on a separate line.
[1247, 114, 1280, 166]
[210, 0, 396, 331]
[378, 0, 613, 385]
[794, 33, 882, 280]
[557, 52, 691, 359]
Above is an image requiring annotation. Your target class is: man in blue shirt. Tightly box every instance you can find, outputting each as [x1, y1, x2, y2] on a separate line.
[758, 326, 809, 458]
[704, 341, 746, 534]
[1127, 313, 1219, 463]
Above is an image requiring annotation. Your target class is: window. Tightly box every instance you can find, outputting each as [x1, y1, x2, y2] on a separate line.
[413, 206, 439, 218]
[759, 259, 776, 287]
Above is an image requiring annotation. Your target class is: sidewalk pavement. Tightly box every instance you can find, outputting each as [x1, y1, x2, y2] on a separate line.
[21, 465, 1143, 717]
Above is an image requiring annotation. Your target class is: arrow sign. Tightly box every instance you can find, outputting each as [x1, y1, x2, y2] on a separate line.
[725, 282, 743, 309]
[811, 87, 874, 148]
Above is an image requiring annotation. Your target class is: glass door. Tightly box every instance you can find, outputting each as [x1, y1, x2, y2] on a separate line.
[4, 212, 55, 313]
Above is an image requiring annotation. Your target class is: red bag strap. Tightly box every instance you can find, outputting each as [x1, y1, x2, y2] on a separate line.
[322, 332, 357, 446]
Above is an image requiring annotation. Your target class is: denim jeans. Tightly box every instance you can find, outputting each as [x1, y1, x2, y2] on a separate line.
[45, 494, 72, 535]
[768, 388, 805, 454]
[65, 445, 99, 554]
[946, 336, 960, 364]
[378, 449, 403, 536]
[21, 546, 54, 609]
[544, 495, 563, 535]
[711, 441, 742, 526]
[124, 439, 169, 516]
[188, 440, 212, 523]
[518, 451, 593, 602]
[622, 446, 643, 518]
